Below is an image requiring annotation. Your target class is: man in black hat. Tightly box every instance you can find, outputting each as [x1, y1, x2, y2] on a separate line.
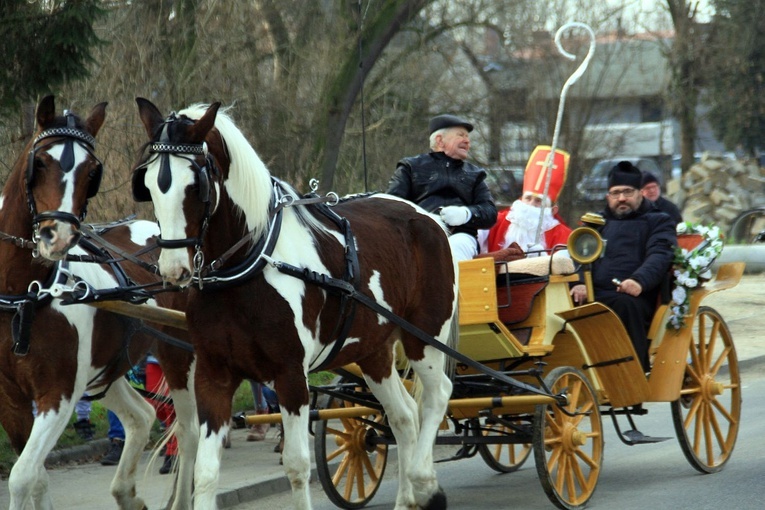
[641, 171, 683, 225]
[387, 114, 497, 261]
[570, 161, 676, 371]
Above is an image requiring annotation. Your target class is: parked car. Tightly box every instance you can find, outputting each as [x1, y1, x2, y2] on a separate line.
[576, 157, 663, 202]
[485, 166, 524, 206]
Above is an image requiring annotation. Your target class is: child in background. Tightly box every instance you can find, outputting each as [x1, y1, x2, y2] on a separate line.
[145, 353, 178, 475]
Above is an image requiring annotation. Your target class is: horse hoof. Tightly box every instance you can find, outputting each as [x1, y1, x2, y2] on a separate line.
[423, 486, 447, 510]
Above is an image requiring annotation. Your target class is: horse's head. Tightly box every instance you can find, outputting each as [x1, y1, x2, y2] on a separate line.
[27, 95, 107, 260]
[133, 98, 225, 287]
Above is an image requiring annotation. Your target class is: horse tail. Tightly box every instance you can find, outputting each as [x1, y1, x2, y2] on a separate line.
[142, 419, 177, 485]
[444, 301, 460, 381]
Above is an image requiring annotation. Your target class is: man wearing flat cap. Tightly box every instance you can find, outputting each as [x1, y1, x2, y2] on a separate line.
[387, 114, 497, 261]
[570, 161, 676, 371]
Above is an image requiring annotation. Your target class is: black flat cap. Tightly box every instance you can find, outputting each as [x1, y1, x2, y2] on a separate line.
[429, 114, 474, 135]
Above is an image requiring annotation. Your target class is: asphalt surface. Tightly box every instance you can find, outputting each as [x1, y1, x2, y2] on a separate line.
[2, 272, 764, 509]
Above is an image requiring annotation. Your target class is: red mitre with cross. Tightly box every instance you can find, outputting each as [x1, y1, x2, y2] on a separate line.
[522, 146, 570, 203]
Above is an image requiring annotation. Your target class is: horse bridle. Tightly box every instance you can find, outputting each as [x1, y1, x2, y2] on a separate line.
[132, 113, 219, 260]
[26, 112, 103, 235]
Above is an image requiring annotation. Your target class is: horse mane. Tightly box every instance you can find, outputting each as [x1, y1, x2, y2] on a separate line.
[179, 104, 327, 241]
[178, 104, 274, 241]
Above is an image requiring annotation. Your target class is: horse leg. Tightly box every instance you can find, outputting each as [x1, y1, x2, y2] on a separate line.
[192, 362, 238, 510]
[402, 344, 452, 510]
[165, 377, 198, 510]
[274, 374, 312, 510]
[101, 377, 155, 510]
[157, 352, 197, 510]
[7, 396, 72, 510]
[361, 364, 420, 510]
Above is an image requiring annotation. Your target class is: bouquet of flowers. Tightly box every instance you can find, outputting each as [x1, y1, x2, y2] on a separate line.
[667, 222, 725, 329]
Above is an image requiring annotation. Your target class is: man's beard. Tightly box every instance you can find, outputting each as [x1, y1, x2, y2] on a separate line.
[504, 200, 559, 250]
[611, 203, 636, 218]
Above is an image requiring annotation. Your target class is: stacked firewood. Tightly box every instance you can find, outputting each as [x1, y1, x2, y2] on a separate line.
[667, 155, 765, 231]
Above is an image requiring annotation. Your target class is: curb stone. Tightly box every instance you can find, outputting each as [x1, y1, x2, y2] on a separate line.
[44, 438, 110, 468]
[215, 467, 319, 508]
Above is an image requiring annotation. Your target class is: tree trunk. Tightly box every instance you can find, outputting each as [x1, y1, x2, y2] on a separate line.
[666, 0, 701, 174]
[315, 0, 432, 192]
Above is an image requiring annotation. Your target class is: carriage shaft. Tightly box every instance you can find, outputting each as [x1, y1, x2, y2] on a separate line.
[245, 394, 558, 425]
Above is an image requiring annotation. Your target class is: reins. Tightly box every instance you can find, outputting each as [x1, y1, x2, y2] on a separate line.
[271, 258, 561, 401]
[0, 231, 37, 251]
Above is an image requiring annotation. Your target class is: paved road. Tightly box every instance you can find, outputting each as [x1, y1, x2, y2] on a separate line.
[1, 272, 763, 509]
[242, 366, 765, 510]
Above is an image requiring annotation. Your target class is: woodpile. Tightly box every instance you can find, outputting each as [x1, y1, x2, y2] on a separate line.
[667, 154, 765, 233]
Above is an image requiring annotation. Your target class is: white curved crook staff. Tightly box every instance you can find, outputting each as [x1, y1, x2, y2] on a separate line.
[534, 22, 596, 246]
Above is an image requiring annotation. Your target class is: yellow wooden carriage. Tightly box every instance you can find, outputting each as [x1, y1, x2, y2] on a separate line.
[297, 225, 744, 510]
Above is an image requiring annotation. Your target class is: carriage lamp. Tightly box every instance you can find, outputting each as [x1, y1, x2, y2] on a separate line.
[567, 226, 604, 303]
[568, 227, 603, 265]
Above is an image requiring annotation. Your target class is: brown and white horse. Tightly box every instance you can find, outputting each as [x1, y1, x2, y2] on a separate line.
[132, 98, 457, 509]
[0, 96, 196, 510]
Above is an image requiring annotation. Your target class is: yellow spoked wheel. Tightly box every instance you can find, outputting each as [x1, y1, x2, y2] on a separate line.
[533, 367, 603, 510]
[314, 394, 388, 509]
[477, 418, 532, 473]
[671, 305, 741, 473]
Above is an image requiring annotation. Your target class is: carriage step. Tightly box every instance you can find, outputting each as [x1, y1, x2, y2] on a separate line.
[620, 429, 671, 445]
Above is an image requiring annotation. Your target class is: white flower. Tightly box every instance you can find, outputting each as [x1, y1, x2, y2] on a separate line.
[675, 270, 689, 284]
[692, 255, 711, 269]
[667, 223, 725, 330]
[672, 286, 687, 304]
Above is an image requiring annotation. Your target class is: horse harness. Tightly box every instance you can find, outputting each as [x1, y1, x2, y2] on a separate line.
[0, 262, 70, 356]
[131, 126, 360, 370]
[26, 112, 103, 236]
[132, 112, 219, 256]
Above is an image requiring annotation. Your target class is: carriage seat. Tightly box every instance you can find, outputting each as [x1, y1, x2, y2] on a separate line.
[496, 253, 575, 277]
[494, 253, 575, 326]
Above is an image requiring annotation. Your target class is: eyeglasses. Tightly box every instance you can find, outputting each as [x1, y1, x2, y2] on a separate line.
[607, 188, 637, 199]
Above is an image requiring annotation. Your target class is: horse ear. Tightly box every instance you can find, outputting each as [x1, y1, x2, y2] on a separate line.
[85, 102, 108, 137]
[189, 102, 221, 143]
[36, 95, 56, 130]
[136, 97, 165, 139]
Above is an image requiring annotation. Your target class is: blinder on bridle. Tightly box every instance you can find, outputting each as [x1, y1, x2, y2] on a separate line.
[131, 113, 220, 250]
[131, 142, 213, 204]
[26, 111, 103, 230]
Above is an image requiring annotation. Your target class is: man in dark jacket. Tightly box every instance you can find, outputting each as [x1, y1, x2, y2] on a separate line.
[641, 171, 683, 225]
[571, 161, 677, 370]
[387, 114, 497, 260]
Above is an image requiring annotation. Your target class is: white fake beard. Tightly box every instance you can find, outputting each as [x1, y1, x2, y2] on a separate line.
[504, 200, 559, 250]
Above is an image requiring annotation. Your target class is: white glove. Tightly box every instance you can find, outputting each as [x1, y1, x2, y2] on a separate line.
[440, 206, 472, 226]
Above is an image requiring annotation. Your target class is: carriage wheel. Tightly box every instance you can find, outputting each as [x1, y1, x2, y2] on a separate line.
[476, 417, 532, 473]
[728, 207, 765, 243]
[671, 306, 741, 473]
[314, 394, 388, 509]
[533, 367, 603, 510]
